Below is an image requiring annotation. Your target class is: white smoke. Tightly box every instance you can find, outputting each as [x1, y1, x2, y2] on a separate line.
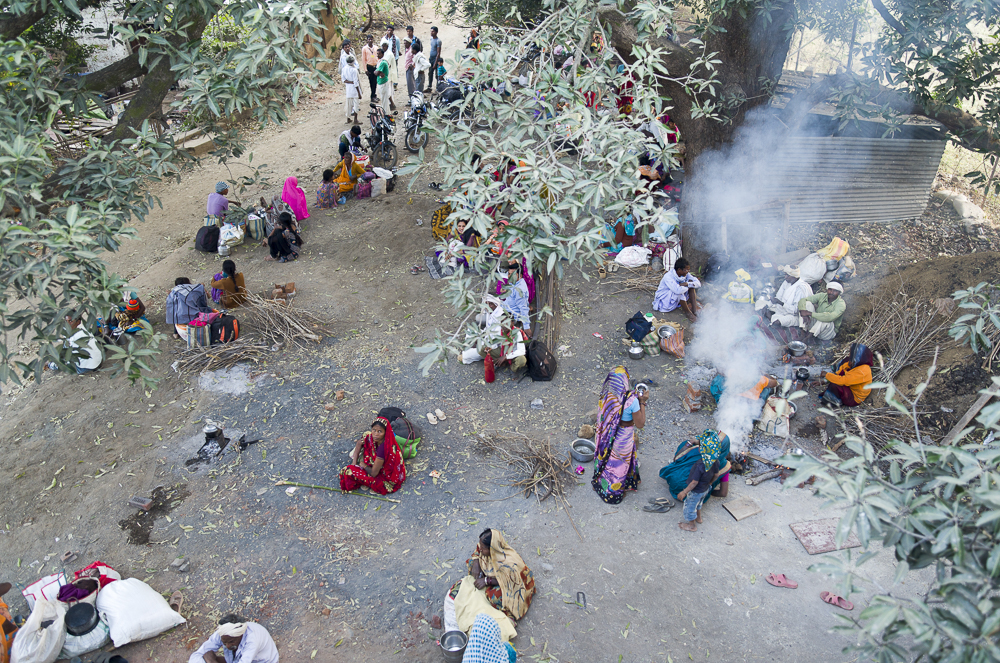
[688, 301, 775, 451]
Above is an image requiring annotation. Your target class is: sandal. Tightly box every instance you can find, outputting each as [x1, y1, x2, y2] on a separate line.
[434, 408, 447, 421]
[642, 502, 673, 513]
[765, 573, 798, 589]
[169, 590, 183, 614]
[426, 412, 439, 425]
[598, 266, 607, 279]
[410, 266, 421, 275]
[820, 591, 853, 610]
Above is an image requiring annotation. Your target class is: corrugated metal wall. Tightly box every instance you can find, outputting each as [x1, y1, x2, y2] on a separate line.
[755, 137, 945, 224]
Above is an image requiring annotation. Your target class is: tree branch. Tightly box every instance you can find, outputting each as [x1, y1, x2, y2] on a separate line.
[870, 85, 1000, 154]
[0, 8, 47, 40]
[869, 0, 905, 36]
[78, 52, 146, 94]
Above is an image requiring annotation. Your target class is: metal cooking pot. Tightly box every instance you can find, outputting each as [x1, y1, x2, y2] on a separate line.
[440, 630, 468, 662]
[570, 438, 597, 463]
[628, 342, 644, 360]
[795, 367, 810, 381]
[788, 341, 807, 357]
[66, 602, 100, 637]
[657, 325, 676, 339]
[825, 259, 840, 272]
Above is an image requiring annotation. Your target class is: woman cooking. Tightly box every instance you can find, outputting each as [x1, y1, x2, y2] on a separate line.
[592, 366, 647, 504]
[655, 429, 732, 527]
[449, 528, 536, 624]
[338, 416, 407, 495]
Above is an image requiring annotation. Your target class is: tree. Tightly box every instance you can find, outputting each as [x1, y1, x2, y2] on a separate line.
[0, 0, 332, 388]
[411, 0, 1000, 366]
[786, 365, 1000, 662]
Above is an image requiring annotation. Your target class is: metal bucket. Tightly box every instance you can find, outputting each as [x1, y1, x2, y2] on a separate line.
[440, 630, 468, 662]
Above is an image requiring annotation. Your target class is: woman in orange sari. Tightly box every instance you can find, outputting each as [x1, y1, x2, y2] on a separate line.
[331, 152, 367, 195]
[339, 416, 406, 494]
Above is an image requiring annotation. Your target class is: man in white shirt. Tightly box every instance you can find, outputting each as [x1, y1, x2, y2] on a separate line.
[65, 317, 103, 374]
[342, 54, 362, 125]
[768, 266, 814, 328]
[188, 619, 279, 663]
[380, 25, 400, 96]
[338, 39, 353, 79]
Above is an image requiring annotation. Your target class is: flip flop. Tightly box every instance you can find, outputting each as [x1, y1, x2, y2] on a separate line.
[642, 502, 673, 513]
[598, 266, 607, 279]
[169, 590, 183, 614]
[765, 573, 798, 589]
[410, 266, 421, 275]
[648, 497, 673, 505]
[434, 408, 447, 421]
[426, 412, 439, 425]
[820, 591, 853, 610]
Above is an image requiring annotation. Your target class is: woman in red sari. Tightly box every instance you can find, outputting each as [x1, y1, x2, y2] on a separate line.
[339, 417, 406, 495]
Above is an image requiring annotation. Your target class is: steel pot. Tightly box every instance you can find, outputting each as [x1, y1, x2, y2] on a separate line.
[66, 602, 100, 636]
[570, 438, 597, 463]
[825, 259, 840, 272]
[440, 630, 468, 662]
[628, 342, 644, 360]
[795, 367, 810, 381]
[657, 325, 676, 339]
[788, 341, 807, 357]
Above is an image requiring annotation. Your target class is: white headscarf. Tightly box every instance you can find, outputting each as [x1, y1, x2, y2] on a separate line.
[826, 281, 844, 293]
[216, 622, 248, 638]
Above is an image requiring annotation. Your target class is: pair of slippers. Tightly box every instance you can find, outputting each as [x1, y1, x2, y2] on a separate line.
[764, 573, 853, 610]
[410, 265, 427, 275]
[428, 182, 443, 191]
[426, 409, 447, 425]
[642, 497, 674, 513]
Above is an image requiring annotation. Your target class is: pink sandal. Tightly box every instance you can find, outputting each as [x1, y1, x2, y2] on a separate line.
[820, 591, 853, 611]
[765, 573, 798, 589]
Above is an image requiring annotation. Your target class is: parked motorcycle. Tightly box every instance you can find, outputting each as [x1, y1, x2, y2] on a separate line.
[436, 82, 492, 129]
[366, 103, 398, 168]
[403, 90, 433, 153]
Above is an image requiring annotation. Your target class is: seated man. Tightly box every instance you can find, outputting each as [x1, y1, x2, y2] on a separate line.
[653, 257, 702, 321]
[166, 277, 215, 339]
[338, 125, 363, 158]
[331, 151, 366, 196]
[822, 342, 874, 407]
[796, 282, 846, 341]
[188, 617, 279, 663]
[463, 299, 528, 371]
[207, 181, 241, 223]
[64, 317, 103, 374]
[499, 260, 532, 337]
[766, 267, 812, 327]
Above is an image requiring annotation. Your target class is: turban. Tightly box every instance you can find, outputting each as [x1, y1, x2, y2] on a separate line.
[826, 281, 844, 293]
[216, 622, 248, 638]
[781, 265, 800, 278]
[216, 181, 229, 193]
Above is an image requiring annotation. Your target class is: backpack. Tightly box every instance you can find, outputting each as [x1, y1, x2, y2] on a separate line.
[625, 311, 652, 342]
[392, 417, 422, 460]
[377, 406, 406, 424]
[195, 225, 220, 253]
[210, 315, 239, 344]
[527, 339, 557, 381]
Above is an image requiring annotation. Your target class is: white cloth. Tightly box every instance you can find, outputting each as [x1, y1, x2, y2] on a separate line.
[339, 50, 351, 80]
[216, 623, 248, 638]
[770, 278, 812, 317]
[414, 51, 430, 75]
[775, 300, 836, 340]
[377, 81, 391, 113]
[614, 245, 652, 268]
[345, 96, 359, 119]
[188, 622, 278, 663]
[343, 64, 361, 99]
[68, 328, 102, 371]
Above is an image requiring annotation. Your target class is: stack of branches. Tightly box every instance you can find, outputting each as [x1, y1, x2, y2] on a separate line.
[839, 406, 929, 458]
[607, 266, 662, 295]
[239, 291, 332, 349]
[855, 292, 952, 397]
[174, 338, 271, 374]
[476, 432, 575, 502]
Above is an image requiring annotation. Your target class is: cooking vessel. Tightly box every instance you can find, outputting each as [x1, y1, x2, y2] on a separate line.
[825, 259, 840, 272]
[66, 602, 100, 636]
[440, 630, 468, 662]
[628, 342, 644, 360]
[795, 367, 810, 381]
[657, 325, 676, 339]
[570, 438, 597, 463]
[787, 341, 807, 357]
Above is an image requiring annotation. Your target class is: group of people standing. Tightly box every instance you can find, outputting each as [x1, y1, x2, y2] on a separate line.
[340, 24, 442, 118]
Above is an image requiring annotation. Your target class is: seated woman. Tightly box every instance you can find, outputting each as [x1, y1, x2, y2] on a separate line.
[821, 342, 874, 407]
[101, 290, 148, 341]
[339, 416, 406, 495]
[316, 169, 342, 209]
[604, 212, 636, 252]
[266, 213, 302, 263]
[466, 614, 517, 663]
[210, 260, 248, 309]
[281, 176, 310, 223]
[331, 151, 366, 196]
[657, 429, 732, 512]
[448, 528, 535, 624]
[593, 366, 647, 504]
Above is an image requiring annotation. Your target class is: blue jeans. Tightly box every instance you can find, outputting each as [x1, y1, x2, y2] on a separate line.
[683, 489, 709, 522]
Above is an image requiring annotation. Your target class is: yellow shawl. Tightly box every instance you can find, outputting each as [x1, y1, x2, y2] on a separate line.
[476, 529, 534, 620]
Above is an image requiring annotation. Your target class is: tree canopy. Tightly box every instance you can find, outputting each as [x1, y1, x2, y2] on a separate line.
[0, 0, 332, 387]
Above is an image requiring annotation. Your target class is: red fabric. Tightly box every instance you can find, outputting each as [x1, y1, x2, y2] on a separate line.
[339, 421, 406, 495]
[827, 383, 859, 407]
[485, 353, 495, 383]
[73, 561, 120, 588]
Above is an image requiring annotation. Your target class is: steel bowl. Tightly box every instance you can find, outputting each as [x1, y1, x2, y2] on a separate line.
[570, 438, 597, 463]
[440, 630, 468, 662]
[66, 603, 99, 637]
[657, 325, 676, 339]
[788, 341, 807, 357]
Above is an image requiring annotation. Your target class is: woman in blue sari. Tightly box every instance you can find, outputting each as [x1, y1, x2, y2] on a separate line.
[657, 429, 732, 502]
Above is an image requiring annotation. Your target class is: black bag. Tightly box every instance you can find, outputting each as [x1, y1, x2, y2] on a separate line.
[440, 86, 464, 106]
[210, 314, 240, 344]
[377, 406, 406, 423]
[196, 226, 220, 253]
[625, 312, 652, 342]
[411, 36, 422, 53]
[527, 339, 557, 381]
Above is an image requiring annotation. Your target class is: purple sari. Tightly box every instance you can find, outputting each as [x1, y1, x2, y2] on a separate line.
[592, 366, 641, 504]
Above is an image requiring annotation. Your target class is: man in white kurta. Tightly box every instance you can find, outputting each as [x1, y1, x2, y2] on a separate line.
[188, 621, 279, 663]
[769, 267, 813, 327]
[342, 55, 361, 124]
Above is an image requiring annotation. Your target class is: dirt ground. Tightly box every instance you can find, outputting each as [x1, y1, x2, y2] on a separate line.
[1, 4, 998, 663]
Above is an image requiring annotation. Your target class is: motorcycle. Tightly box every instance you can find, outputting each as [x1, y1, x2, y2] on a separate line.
[436, 82, 493, 129]
[366, 103, 398, 168]
[403, 90, 434, 153]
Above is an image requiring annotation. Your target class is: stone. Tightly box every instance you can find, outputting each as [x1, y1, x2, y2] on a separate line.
[170, 557, 184, 568]
[577, 424, 595, 439]
[177, 561, 190, 573]
[540, 563, 554, 572]
[335, 390, 346, 401]
[322, 608, 331, 616]
[530, 398, 543, 409]
[324, 403, 337, 411]
[430, 615, 442, 629]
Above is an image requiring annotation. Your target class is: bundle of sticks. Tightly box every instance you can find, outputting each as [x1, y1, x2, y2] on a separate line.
[238, 291, 332, 349]
[839, 406, 924, 456]
[476, 432, 575, 502]
[174, 339, 271, 374]
[607, 267, 662, 295]
[855, 292, 952, 390]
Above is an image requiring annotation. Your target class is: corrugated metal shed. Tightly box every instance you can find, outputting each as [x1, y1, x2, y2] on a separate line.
[753, 136, 945, 224]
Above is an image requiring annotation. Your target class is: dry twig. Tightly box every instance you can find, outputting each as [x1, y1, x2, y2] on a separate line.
[173, 339, 271, 374]
[239, 291, 332, 349]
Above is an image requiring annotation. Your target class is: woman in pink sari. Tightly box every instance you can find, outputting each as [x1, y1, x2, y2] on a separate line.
[281, 177, 310, 222]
